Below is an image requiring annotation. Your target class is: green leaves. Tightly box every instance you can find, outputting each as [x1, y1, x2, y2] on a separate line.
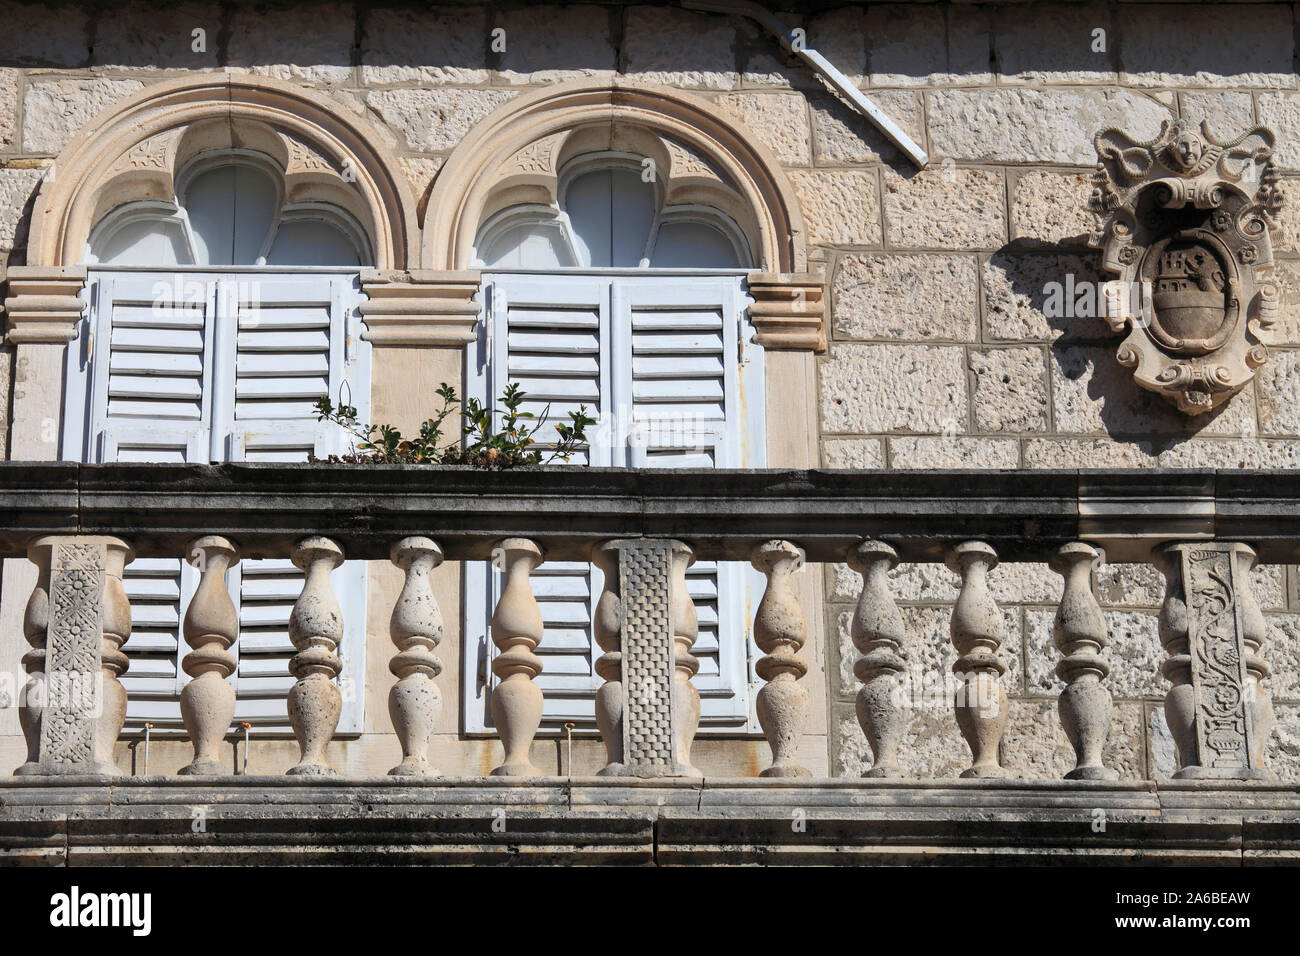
[312, 382, 593, 468]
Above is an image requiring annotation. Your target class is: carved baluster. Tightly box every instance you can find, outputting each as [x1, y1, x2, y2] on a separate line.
[849, 540, 908, 778]
[751, 540, 810, 777]
[592, 542, 625, 775]
[388, 536, 445, 776]
[1238, 547, 1274, 772]
[14, 540, 53, 775]
[669, 541, 702, 777]
[94, 538, 134, 775]
[179, 536, 239, 775]
[1157, 545, 1197, 775]
[948, 541, 1007, 778]
[286, 536, 345, 776]
[489, 538, 545, 777]
[1049, 542, 1117, 781]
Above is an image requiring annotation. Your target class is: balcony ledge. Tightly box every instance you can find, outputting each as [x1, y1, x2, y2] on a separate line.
[3, 777, 1298, 866]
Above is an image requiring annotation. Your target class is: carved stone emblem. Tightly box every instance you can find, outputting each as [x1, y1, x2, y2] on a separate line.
[1088, 119, 1284, 414]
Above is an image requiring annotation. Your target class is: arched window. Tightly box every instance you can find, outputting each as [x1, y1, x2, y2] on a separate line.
[87, 154, 371, 268]
[473, 154, 751, 270]
[65, 149, 373, 739]
[464, 150, 765, 738]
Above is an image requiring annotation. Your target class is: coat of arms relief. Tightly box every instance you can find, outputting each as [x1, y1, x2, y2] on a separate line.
[1088, 119, 1285, 414]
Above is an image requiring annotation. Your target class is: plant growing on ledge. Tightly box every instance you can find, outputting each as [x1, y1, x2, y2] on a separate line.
[312, 382, 596, 468]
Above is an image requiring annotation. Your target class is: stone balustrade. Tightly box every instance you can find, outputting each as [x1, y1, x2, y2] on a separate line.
[1, 463, 1291, 783]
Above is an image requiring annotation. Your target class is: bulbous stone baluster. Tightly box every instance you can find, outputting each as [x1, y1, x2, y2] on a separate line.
[14, 540, 52, 775]
[592, 541, 625, 775]
[669, 541, 702, 777]
[948, 541, 1007, 779]
[179, 536, 239, 775]
[1049, 542, 1117, 781]
[849, 540, 908, 778]
[388, 536, 445, 776]
[1237, 546, 1274, 772]
[93, 538, 134, 776]
[751, 540, 810, 778]
[1157, 547, 1197, 774]
[490, 538, 545, 777]
[286, 536, 345, 776]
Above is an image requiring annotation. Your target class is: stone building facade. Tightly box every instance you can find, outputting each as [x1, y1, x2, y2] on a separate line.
[1, 0, 1298, 806]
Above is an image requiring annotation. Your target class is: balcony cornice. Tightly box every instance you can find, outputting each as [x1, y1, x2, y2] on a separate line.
[1, 463, 1298, 564]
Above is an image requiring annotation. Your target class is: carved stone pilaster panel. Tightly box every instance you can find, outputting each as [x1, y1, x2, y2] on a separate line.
[1158, 542, 1271, 779]
[1088, 120, 1284, 414]
[593, 538, 698, 778]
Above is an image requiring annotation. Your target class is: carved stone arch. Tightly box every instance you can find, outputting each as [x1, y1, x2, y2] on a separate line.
[425, 80, 807, 275]
[421, 80, 822, 350]
[27, 75, 418, 271]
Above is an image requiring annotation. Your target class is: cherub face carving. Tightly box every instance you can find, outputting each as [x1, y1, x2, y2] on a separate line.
[1170, 128, 1203, 170]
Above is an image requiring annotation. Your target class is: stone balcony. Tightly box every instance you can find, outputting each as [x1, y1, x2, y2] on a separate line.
[2, 463, 1300, 865]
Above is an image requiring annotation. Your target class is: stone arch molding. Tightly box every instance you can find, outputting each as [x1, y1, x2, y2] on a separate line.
[7, 75, 419, 344]
[422, 80, 825, 350]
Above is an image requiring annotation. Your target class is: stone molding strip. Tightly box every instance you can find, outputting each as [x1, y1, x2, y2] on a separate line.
[3, 463, 1298, 565]
[3, 266, 88, 344]
[358, 269, 482, 347]
[748, 272, 825, 351]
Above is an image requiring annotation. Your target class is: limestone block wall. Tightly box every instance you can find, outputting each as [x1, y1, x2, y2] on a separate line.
[0, 0, 1295, 780]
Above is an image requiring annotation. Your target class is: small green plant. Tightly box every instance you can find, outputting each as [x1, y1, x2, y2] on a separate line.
[312, 382, 595, 468]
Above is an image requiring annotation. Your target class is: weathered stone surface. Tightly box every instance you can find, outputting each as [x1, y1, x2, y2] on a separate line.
[92, 2, 220, 70]
[1052, 347, 1257, 436]
[1002, 700, 1143, 781]
[1179, 91, 1257, 142]
[366, 89, 517, 152]
[497, 5, 616, 84]
[970, 348, 1048, 433]
[830, 559, 1064, 606]
[807, 7, 866, 84]
[1258, 350, 1300, 437]
[735, 13, 807, 89]
[821, 438, 884, 469]
[0, 167, 46, 250]
[1268, 704, 1300, 781]
[624, 6, 736, 89]
[810, 89, 924, 167]
[1254, 94, 1300, 172]
[994, 2, 1116, 84]
[1272, 188, 1300, 258]
[833, 254, 977, 341]
[883, 167, 1005, 250]
[1263, 614, 1300, 702]
[227, 3, 354, 84]
[715, 93, 810, 166]
[788, 169, 881, 248]
[1023, 438, 1158, 469]
[22, 79, 144, 154]
[1096, 561, 1167, 609]
[0, 2, 89, 65]
[1026, 607, 1163, 698]
[866, 3, 991, 86]
[399, 156, 444, 206]
[1148, 705, 1177, 780]
[1010, 170, 1094, 248]
[1120, 4, 1294, 88]
[1156, 439, 1300, 468]
[1267, 261, 1300, 346]
[929, 89, 1170, 163]
[834, 710, 969, 779]
[820, 344, 967, 434]
[888, 436, 1020, 469]
[983, 253, 1111, 342]
[0, 69, 15, 148]
[360, 6, 490, 85]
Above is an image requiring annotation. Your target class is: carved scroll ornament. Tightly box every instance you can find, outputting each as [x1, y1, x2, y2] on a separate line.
[1088, 119, 1285, 414]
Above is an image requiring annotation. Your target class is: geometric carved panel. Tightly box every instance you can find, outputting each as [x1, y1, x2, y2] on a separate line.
[617, 540, 679, 776]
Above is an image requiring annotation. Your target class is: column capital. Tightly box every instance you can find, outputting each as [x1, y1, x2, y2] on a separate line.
[358, 268, 482, 347]
[747, 272, 825, 353]
[3, 265, 87, 344]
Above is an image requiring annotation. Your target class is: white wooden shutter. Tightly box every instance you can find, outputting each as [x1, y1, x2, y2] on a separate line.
[67, 270, 369, 734]
[614, 277, 762, 725]
[465, 273, 764, 733]
[225, 275, 369, 734]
